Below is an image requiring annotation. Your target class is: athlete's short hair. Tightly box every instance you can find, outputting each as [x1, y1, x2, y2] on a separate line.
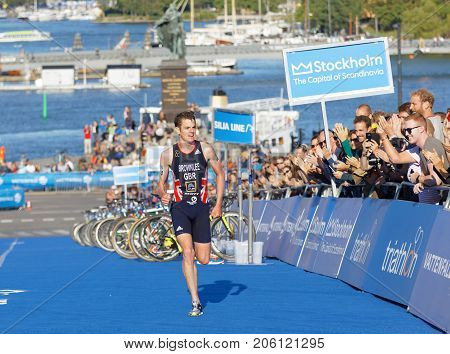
[175, 110, 196, 128]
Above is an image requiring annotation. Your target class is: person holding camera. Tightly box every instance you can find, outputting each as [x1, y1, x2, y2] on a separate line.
[379, 113, 449, 204]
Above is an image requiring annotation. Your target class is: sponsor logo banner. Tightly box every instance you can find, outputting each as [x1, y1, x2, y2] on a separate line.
[0, 188, 25, 209]
[0, 172, 115, 190]
[312, 198, 363, 278]
[408, 209, 450, 333]
[278, 196, 320, 266]
[263, 199, 290, 259]
[362, 201, 439, 305]
[283, 38, 394, 105]
[213, 109, 255, 145]
[297, 197, 336, 271]
[338, 198, 391, 289]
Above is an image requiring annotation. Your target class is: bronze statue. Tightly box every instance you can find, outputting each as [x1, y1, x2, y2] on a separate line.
[155, 1, 186, 60]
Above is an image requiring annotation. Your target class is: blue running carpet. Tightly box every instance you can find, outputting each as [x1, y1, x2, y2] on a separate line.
[0, 237, 441, 334]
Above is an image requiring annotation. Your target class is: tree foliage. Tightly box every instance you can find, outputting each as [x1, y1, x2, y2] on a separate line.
[93, 0, 450, 38]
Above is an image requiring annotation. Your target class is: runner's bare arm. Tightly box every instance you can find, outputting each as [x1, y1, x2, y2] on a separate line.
[158, 148, 172, 201]
[202, 142, 225, 208]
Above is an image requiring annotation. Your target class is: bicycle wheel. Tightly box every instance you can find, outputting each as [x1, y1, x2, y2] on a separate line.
[210, 212, 255, 261]
[128, 216, 157, 262]
[71, 222, 84, 245]
[110, 217, 138, 259]
[140, 214, 181, 262]
[88, 219, 103, 247]
[79, 220, 95, 246]
[94, 218, 116, 252]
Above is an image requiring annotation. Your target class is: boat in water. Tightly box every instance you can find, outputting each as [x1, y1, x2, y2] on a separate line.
[0, 30, 52, 43]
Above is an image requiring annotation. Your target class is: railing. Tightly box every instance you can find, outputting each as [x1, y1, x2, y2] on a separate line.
[243, 182, 450, 209]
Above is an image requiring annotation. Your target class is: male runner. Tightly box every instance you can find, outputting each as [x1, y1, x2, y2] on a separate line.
[158, 110, 225, 317]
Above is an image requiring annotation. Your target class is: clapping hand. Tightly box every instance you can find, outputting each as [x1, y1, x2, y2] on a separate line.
[378, 116, 395, 138]
[391, 114, 404, 138]
[334, 123, 349, 142]
[333, 171, 344, 179]
[346, 156, 361, 169]
[322, 146, 332, 160]
[423, 149, 446, 173]
[333, 160, 349, 172]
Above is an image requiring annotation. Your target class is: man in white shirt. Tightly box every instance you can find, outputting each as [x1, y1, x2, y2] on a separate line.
[410, 88, 444, 141]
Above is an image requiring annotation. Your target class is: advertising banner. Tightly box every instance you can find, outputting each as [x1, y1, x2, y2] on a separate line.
[283, 38, 394, 105]
[362, 201, 439, 305]
[113, 165, 148, 186]
[240, 199, 268, 243]
[408, 209, 450, 333]
[0, 188, 25, 209]
[0, 172, 115, 190]
[338, 198, 391, 289]
[297, 197, 336, 271]
[278, 196, 320, 266]
[262, 199, 291, 259]
[313, 198, 363, 278]
[266, 196, 301, 261]
[213, 109, 255, 145]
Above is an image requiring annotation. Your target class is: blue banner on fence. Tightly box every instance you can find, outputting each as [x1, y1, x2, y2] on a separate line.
[362, 200, 439, 305]
[213, 108, 255, 145]
[0, 172, 115, 190]
[0, 188, 25, 209]
[338, 198, 391, 289]
[278, 196, 320, 266]
[312, 198, 363, 278]
[408, 209, 450, 333]
[266, 197, 301, 261]
[263, 199, 291, 259]
[297, 197, 336, 271]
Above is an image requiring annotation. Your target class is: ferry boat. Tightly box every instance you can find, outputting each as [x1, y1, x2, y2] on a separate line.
[0, 30, 52, 43]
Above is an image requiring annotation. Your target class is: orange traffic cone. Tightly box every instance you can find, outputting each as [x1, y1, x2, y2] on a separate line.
[26, 200, 32, 211]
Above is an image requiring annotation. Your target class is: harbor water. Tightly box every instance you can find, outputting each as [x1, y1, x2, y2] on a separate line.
[0, 20, 448, 161]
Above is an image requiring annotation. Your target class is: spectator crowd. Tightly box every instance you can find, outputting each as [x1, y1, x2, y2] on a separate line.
[220, 88, 449, 205]
[1, 88, 449, 205]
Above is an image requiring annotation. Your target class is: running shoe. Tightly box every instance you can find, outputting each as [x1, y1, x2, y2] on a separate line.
[196, 253, 224, 265]
[188, 301, 203, 317]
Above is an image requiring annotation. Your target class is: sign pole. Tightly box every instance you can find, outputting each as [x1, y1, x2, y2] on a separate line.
[124, 184, 127, 205]
[237, 154, 243, 242]
[247, 151, 254, 264]
[320, 100, 337, 197]
[224, 143, 228, 195]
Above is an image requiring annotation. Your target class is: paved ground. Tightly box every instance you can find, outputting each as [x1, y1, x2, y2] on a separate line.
[0, 191, 105, 238]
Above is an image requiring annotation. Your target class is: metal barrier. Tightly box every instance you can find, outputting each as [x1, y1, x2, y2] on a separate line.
[245, 182, 450, 209]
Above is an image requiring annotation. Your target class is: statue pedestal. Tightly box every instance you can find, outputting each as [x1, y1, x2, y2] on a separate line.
[159, 59, 188, 123]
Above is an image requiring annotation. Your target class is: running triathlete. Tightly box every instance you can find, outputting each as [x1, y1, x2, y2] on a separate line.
[158, 110, 225, 317]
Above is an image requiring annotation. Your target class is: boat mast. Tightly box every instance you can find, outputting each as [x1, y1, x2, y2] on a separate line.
[224, 0, 228, 26]
[190, 0, 194, 31]
[231, 0, 236, 36]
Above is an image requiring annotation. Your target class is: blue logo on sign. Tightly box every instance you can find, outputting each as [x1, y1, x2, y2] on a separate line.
[213, 109, 255, 145]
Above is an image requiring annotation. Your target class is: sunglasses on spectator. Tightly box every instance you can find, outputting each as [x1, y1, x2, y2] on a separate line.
[311, 143, 318, 148]
[283, 169, 291, 174]
[350, 138, 358, 142]
[402, 126, 421, 136]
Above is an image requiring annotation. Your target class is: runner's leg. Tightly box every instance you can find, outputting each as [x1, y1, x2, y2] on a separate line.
[177, 233, 199, 302]
[194, 242, 211, 264]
